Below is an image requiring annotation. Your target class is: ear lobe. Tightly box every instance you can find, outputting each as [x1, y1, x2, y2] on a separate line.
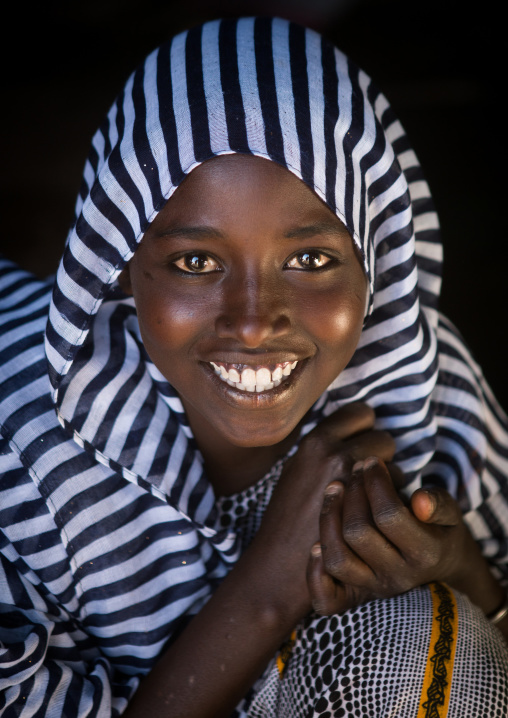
[117, 265, 133, 295]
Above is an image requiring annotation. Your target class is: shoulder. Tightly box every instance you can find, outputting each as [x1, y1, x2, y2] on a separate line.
[0, 256, 53, 317]
[0, 256, 52, 380]
[434, 314, 505, 421]
[0, 256, 53, 422]
[431, 313, 508, 506]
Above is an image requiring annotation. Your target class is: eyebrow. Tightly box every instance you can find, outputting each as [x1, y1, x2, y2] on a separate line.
[150, 221, 350, 241]
[283, 221, 350, 240]
[150, 226, 224, 240]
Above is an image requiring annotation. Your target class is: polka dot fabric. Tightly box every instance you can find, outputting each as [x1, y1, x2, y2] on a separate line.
[215, 456, 289, 550]
[218, 470, 508, 717]
[234, 589, 508, 717]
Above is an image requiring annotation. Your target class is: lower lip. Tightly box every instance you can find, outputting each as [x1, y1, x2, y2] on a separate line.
[202, 360, 307, 407]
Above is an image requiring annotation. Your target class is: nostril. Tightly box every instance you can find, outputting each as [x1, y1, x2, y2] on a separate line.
[215, 311, 290, 346]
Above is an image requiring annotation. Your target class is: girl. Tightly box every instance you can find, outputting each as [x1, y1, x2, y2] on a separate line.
[1, 16, 507, 717]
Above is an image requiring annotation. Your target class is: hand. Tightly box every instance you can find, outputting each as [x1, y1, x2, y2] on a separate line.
[253, 404, 396, 617]
[307, 457, 472, 615]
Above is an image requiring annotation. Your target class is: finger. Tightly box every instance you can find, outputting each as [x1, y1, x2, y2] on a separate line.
[386, 461, 406, 490]
[340, 430, 396, 467]
[307, 543, 346, 615]
[362, 456, 425, 550]
[411, 488, 462, 527]
[341, 463, 404, 572]
[323, 430, 396, 486]
[319, 480, 374, 586]
[310, 402, 376, 442]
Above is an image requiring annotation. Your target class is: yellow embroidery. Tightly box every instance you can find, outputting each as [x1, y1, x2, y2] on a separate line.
[277, 629, 297, 678]
[418, 582, 458, 718]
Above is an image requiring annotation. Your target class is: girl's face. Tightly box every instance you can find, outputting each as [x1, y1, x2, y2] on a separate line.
[120, 155, 367, 451]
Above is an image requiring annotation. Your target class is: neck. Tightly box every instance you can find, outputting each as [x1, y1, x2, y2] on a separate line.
[181, 399, 300, 497]
[203, 440, 296, 497]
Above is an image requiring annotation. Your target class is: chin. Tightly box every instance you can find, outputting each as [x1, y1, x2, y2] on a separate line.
[214, 413, 301, 449]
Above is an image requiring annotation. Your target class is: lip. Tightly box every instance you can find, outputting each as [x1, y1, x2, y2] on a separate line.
[202, 351, 303, 365]
[210, 359, 298, 389]
[201, 357, 308, 406]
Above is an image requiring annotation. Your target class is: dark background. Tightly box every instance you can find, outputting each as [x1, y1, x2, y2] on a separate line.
[1, 1, 505, 408]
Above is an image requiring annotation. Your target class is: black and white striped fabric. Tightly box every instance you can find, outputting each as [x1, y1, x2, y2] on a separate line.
[1, 16, 508, 717]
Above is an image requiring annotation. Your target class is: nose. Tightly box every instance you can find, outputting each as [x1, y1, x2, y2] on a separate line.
[215, 277, 291, 347]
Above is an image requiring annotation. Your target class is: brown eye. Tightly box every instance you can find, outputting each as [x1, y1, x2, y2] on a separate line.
[173, 253, 219, 273]
[286, 251, 332, 270]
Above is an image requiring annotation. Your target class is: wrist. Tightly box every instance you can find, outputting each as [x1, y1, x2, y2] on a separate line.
[486, 592, 508, 624]
[445, 534, 505, 616]
[233, 537, 312, 627]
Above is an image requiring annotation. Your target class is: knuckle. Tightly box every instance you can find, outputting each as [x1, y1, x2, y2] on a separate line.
[376, 431, 397, 454]
[374, 505, 406, 531]
[323, 549, 351, 578]
[375, 429, 395, 444]
[344, 402, 375, 431]
[408, 545, 440, 570]
[354, 401, 375, 421]
[342, 520, 372, 547]
[330, 453, 351, 477]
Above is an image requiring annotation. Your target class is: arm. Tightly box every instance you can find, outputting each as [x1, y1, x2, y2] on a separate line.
[307, 457, 508, 641]
[125, 404, 396, 717]
[0, 562, 139, 717]
[0, 444, 138, 718]
[0, 403, 391, 717]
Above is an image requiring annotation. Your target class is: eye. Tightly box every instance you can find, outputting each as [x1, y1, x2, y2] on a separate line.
[285, 251, 333, 270]
[172, 253, 220, 274]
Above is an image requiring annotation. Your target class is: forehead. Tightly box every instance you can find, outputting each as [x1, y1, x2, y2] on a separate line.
[147, 154, 353, 238]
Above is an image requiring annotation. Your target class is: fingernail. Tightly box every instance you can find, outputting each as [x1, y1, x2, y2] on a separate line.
[352, 460, 364, 473]
[324, 482, 343, 496]
[363, 456, 379, 470]
[421, 489, 437, 513]
[311, 543, 322, 557]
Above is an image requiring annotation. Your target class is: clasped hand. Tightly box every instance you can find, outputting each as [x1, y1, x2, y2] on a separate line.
[258, 402, 470, 618]
[307, 456, 468, 615]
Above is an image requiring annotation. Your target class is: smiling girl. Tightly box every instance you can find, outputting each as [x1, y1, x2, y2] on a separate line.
[1, 16, 507, 718]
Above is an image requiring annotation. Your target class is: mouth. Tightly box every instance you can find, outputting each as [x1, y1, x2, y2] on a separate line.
[209, 360, 299, 393]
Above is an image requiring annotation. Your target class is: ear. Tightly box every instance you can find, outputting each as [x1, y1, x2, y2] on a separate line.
[117, 265, 133, 295]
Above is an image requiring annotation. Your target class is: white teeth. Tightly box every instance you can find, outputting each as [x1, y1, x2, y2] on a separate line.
[241, 367, 256, 386]
[210, 361, 299, 393]
[228, 368, 241, 383]
[272, 366, 283, 381]
[256, 367, 271, 385]
[255, 381, 274, 392]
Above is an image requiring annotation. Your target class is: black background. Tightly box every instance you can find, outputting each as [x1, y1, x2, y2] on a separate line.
[1, 0, 505, 408]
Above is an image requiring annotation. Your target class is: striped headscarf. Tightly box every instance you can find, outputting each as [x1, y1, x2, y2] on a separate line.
[45, 16, 505, 531]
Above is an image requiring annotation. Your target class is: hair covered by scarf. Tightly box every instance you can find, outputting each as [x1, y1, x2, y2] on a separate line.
[44, 17, 507, 533]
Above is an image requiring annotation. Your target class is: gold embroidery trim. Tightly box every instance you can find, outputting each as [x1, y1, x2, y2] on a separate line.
[417, 582, 458, 718]
[277, 629, 297, 678]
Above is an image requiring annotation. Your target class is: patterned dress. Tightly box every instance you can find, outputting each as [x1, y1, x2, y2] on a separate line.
[217, 461, 508, 717]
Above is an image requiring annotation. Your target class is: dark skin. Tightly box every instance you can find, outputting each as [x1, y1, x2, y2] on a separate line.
[118, 154, 368, 494]
[119, 155, 507, 718]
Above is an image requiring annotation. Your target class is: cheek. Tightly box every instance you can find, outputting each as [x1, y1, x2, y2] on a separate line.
[300, 284, 366, 355]
[134, 286, 207, 356]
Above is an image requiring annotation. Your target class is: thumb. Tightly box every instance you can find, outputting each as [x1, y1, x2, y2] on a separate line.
[411, 487, 462, 526]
